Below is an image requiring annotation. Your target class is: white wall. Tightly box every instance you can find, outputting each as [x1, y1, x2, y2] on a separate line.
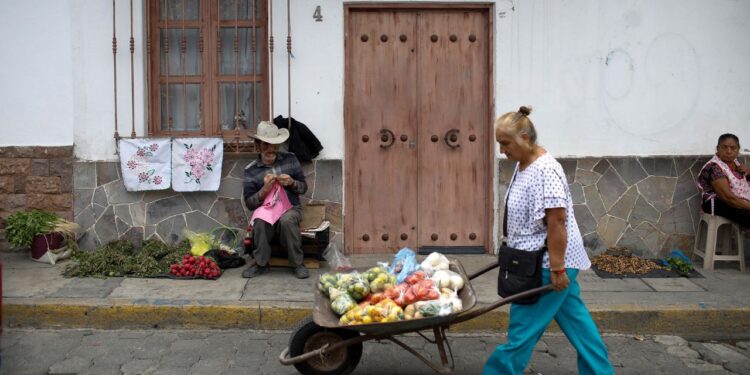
[2, 0, 749, 159]
[283, 0, 750, 159]
[493, 0, 750, 157]
[71, 0, 147, 161]
[0, 0, 75, 146]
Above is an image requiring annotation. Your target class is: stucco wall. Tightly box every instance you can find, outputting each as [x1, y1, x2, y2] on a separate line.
[0, 0, 75, 146]
[2, 1, 749, 159]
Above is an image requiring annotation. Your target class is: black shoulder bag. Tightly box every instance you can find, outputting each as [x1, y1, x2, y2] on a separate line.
[498, 172, 547, 305]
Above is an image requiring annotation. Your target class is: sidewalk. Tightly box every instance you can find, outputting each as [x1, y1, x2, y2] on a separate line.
[2, 251, 749, 340]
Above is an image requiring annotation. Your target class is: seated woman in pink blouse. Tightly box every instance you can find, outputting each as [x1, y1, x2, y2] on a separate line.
[696, 133, 750, 228]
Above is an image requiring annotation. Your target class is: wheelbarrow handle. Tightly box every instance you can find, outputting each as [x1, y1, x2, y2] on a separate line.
[467, 261, 499, 280]
[279, 347, 293, 365]
[280, 345, 329, 366]
[454, 284, 555, 323]
[279, 333, 370, 366]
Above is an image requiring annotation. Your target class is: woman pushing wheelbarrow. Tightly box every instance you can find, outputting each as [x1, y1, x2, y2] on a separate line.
[279, 107, 613, 374]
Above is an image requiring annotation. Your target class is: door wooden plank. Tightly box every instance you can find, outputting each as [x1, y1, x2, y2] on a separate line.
[416, 10, 489, 250]
[345, 11, 419, 254]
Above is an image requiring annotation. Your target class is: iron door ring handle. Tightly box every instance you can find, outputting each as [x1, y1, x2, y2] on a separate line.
[379, 129, 395, 149]
[444, 128, 460, 149]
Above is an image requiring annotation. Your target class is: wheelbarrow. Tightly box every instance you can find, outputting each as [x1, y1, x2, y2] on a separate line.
[279, 259, 553, 374]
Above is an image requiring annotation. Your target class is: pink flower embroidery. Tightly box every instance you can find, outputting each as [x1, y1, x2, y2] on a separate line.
[138, 172, 149, 182]
[182, 143, 216, 184]
[200, 149, 214, 165]
[153, 175, 163, 185]
[127, 160, 138, 170]
[184, 148, 200, 166]
[136, 148, 146, 157]
[149, 144, 159, 152]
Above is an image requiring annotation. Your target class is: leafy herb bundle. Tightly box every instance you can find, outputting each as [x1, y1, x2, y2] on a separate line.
[665, 257, 693, 276]
[5, 210, 60, 248]
[63, 239, 189, 278]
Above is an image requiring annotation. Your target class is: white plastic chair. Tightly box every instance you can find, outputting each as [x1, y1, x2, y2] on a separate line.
[693, 212, 746, 271]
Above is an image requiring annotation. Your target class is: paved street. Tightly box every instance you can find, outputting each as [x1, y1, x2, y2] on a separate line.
[1, 329, 749, 375]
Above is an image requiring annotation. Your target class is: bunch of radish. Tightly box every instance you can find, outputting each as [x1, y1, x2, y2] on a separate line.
[170, 254, 221, 279]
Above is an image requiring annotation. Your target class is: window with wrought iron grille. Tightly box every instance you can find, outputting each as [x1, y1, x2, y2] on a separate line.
[147, 0, 267, 140]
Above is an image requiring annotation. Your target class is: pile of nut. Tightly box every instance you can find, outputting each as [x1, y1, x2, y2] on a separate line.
[591, 246, 665, 275]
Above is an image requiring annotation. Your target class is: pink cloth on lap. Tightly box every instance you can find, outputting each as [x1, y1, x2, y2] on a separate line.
[250, 183, 293, 225]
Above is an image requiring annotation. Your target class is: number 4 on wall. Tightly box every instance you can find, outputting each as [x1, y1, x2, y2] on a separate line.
[313, 5, 322, 22]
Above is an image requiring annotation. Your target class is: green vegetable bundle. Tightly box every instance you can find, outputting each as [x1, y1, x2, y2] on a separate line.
[63, 239, 188, 278]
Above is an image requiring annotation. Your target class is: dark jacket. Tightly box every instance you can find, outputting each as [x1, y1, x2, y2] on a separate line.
[273, 116, 324, 162]
[243, 152, 308, 210]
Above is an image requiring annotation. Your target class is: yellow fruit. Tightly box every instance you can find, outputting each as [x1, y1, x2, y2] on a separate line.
[362, 316, 372, 324]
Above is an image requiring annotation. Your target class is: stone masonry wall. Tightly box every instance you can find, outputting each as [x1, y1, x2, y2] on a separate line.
[71, 154, 745, 258]
[0, 146, 75, 250]
[498, 155, 750, 258]
[73, 157, 343, 250]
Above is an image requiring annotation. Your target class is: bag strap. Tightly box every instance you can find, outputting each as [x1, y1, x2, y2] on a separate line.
[503, 168, 518, 240]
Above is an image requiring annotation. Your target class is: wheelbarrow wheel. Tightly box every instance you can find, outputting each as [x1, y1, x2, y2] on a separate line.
[288, 315, 362, 375]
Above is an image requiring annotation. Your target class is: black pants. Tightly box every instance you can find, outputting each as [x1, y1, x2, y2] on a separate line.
[703, 198, 750, 229]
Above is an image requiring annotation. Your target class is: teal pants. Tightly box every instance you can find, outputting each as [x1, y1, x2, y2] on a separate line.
[483, 269, 614, 375]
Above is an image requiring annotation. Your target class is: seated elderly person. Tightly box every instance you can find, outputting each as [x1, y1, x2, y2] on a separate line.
[242, 121, 309, 279]
[696, 133, 750, 228]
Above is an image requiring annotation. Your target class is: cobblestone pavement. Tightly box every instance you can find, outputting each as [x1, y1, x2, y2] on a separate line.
[1, 329, 749, 375]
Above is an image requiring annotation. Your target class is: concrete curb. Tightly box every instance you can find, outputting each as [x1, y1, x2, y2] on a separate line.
[4, 299, 750, 340]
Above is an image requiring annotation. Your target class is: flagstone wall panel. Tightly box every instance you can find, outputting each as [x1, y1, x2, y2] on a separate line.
[639, 157, 677, 177]
[69, 159, 344, 251]
[64, 156, 743, 258]
[497, 155, 747, 259]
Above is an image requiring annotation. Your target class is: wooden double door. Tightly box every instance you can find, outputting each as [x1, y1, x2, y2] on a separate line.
[344, 6, 492, 254]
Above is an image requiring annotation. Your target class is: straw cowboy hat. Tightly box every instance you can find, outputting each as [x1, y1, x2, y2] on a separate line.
[249, 120, 289, 144]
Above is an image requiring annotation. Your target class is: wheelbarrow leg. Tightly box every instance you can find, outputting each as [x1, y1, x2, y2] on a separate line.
[386, 327, 455, 373]
[434, 326, 454, 370]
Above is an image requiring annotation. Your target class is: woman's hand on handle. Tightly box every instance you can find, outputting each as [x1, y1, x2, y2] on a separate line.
[550, 270, 569, 291]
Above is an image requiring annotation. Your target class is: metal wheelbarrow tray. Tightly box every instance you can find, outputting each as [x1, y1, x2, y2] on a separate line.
[279, 259, 552, 374]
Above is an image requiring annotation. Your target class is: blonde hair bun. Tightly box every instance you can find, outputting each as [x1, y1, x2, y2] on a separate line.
[519, 106, 533, 116]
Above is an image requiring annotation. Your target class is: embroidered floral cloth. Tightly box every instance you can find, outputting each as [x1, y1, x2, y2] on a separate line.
[250, 183, 293, 225]
[172, 138, 223, 192]
[119, 138, 171, 191]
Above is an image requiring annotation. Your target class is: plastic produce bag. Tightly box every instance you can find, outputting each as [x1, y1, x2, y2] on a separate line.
[388, 248, 419, 284]
[420, 252, 450, 276]
[203, 249, 246, 269]
[364, 263, 390, 282]
[404, 270, 428, 285]
[431, 269, 465, 291]
[439, 288, 463, 313]
[415, 299, 455, 317]
[31, 245, 72, 265]
[323, 237, 353, 271]
[184, 230, 217, 256]
[338, 272, 370, 301]
[384, 279, 440, 307]
[318, 272, 340, 297]
[211, 227, 242, 254]
[331, 293, 357, 315]
[382, 283, 409, 303]
[339, 298, 404, 325]
[365, 264, 397, 293]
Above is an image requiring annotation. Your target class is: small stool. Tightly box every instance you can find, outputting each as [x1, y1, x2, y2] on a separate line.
[693, 212, 745, 271]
